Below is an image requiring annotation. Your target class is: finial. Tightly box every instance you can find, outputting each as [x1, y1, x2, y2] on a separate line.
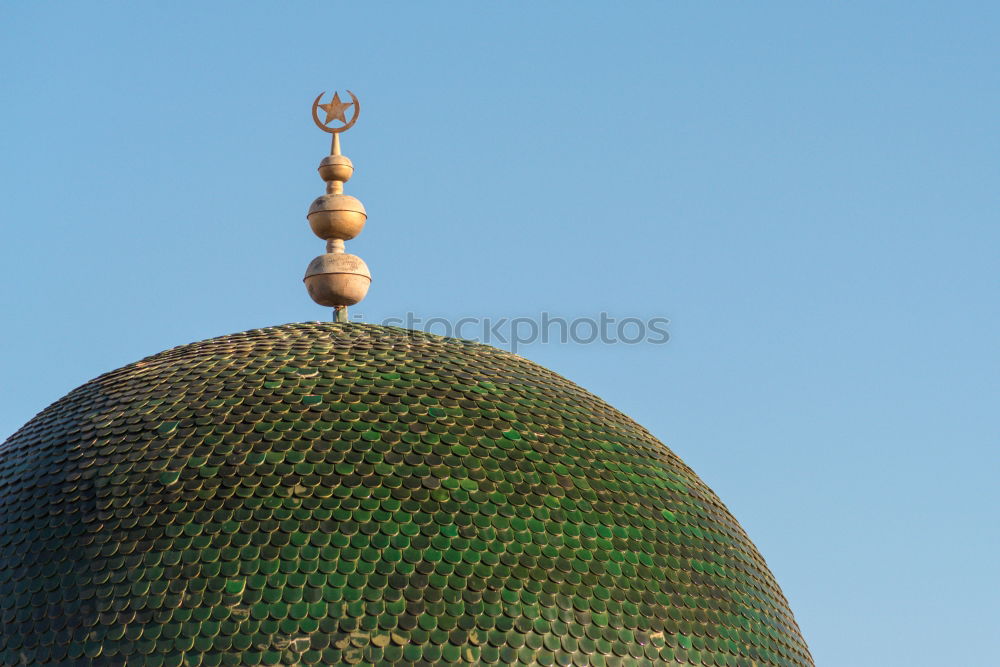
[303, 90, 371, 318]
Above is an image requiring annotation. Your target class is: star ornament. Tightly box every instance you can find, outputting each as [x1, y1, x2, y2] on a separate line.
[320, 92, 353, 126]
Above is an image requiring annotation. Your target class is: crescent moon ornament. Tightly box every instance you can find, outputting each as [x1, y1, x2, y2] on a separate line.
[312, 90, 361, 134]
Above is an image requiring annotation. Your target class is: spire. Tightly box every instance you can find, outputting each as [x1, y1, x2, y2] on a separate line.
[303, 90, 371, 322]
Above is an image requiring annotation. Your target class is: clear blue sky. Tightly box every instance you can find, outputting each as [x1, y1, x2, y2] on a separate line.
[2, 3, 998, 664]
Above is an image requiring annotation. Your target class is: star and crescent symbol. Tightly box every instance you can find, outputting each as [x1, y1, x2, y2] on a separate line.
[320, 92, 352, 124]
[311, 90, 360, 134]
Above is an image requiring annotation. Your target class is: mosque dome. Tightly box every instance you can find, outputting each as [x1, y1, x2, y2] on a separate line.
[0, 323, 812, 666]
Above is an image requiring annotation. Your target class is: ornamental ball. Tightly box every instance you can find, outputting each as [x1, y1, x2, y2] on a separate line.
[318, 155, 354, 183]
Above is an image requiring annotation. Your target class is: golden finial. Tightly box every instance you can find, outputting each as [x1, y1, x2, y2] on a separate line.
[303, 90, 371, 322]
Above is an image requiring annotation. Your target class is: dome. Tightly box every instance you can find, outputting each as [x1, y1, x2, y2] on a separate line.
[0, 323, 812, 666]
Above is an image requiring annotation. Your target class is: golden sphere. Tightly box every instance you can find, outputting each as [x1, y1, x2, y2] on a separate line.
[318, 155, 354, 183]
[307, 194, 367, 240]
[303, 253, 371, 307]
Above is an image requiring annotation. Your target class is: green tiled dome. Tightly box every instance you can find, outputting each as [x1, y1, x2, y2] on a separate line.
[0, 323, 812, 666]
